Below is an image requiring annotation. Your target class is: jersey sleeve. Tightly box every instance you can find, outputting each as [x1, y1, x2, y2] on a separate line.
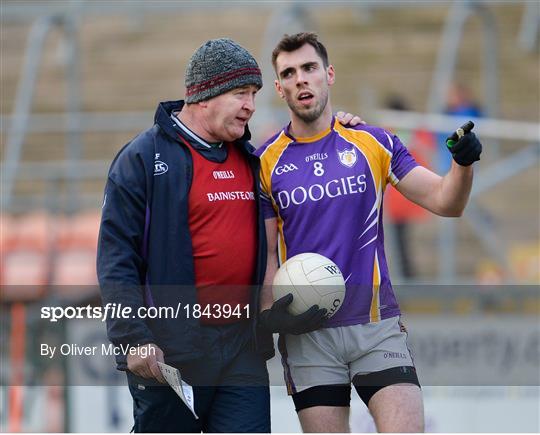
[259, 181, 277, 219]
[255, 131, 292, 220]
[387, 133, 418, 186]
[254, 143, 278, 220]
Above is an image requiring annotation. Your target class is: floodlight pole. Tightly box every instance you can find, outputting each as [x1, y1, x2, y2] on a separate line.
[2, 12, 83, 213]
[2, 15, 61, 211]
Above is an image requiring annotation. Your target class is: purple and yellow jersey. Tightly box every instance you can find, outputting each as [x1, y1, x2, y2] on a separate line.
[255, 117, 418, 327]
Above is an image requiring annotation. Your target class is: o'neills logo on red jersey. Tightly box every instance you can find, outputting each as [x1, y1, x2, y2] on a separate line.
[277, 174, 367, 209]
[213, 170, 235, 180]
[206, 191, 255, 202]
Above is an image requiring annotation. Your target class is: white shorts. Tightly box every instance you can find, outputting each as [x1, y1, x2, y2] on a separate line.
[278, 316, 415, 394]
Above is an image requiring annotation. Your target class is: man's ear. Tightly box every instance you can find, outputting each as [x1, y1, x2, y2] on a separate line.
[327, 65, 335, 86]
[274, 80, 285, 99]
[198, 100, 209, 108]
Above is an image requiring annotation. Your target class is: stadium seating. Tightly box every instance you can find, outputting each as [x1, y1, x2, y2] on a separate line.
[1, 212, 53, 300]
[1, 210, 101, 301]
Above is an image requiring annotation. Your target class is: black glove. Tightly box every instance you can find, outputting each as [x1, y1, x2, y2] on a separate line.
[258, 293, 327, 335]
[446, 120, 482, 166]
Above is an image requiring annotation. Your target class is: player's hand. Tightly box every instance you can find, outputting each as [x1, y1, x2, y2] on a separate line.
[446, 120, 482, 166]
[126, 343, 166, 383]
[258, 293, 327, 335]
[336, 111, 366, 127]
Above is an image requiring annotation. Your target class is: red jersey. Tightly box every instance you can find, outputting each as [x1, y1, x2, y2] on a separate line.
[187, 141, 257, 324]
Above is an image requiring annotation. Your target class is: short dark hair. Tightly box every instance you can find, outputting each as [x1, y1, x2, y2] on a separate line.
[271, 32, 329, 72]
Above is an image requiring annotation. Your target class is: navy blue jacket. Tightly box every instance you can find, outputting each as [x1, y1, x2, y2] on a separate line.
[97, 100, 274, 369]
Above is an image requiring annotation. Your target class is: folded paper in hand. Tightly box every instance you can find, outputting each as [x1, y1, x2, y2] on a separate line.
[157, 361, 198, 419]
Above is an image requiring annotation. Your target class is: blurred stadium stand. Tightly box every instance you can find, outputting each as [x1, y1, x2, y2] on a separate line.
[51, 211, 99, 289]
[0, 1, 538, 432]
[1, 0, 538, 285]
[0, 211, 99, 297]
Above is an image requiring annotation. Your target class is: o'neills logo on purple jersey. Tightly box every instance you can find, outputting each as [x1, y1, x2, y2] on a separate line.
[277, 174, 367, 209]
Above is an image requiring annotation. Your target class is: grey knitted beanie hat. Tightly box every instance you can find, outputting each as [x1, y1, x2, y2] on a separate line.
[185, 38, 262, 103]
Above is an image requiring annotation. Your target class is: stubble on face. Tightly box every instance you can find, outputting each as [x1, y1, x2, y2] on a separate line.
[288, 86, 329, 124]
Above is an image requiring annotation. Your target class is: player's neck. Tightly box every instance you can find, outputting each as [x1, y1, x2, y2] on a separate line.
[289, 105, 334, 139]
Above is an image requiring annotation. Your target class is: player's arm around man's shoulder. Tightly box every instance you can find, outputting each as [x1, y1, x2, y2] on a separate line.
[395, 122, 482, 217]
[335, 111, 366, 127]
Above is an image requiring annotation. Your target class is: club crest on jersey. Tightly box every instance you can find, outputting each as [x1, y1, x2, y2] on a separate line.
[337, 147, 357, 168]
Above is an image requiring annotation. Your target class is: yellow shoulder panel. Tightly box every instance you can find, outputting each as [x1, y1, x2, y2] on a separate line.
[334, 123, 392, 192]
[258, 132, 294, 198]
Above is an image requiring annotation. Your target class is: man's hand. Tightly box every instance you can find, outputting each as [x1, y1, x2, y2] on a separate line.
[336, 111, 366, 127]
[126, 343, 166, 383]
[446, 120, 482, 166]
[258, 294, 327, 335]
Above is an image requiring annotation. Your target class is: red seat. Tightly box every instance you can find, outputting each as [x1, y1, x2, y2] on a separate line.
[56, 211, 100, 251]
[0, 214, 16, 254]
[51, 250, 98, 286]
[0, 250, 49, 301]
[51, 211, 100, 298]
[11, 212, 53, 251]
[0, 212, 52, 300]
